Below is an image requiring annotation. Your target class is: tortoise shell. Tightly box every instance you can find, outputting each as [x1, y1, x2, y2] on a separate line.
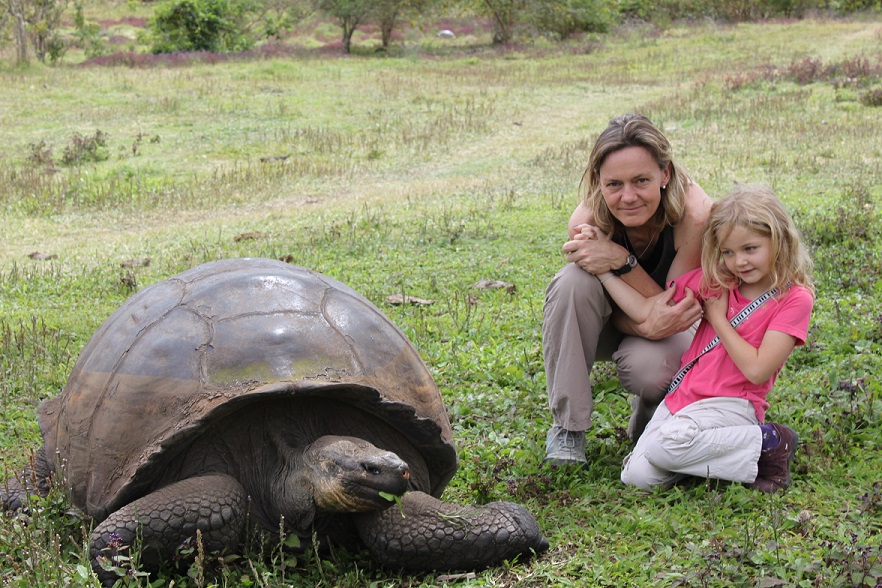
[39, 258, 457, 519]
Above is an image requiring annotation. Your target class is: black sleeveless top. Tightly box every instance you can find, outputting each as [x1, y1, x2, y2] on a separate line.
[613, 224, 676, 288]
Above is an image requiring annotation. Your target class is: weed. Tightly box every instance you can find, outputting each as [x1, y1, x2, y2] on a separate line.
[27, 141, 55, 168]
[788, 55, 826, 84]
[796, 183, 877, 248]
[0, 458, 97, 586]
[726, 53, 882, 94]
[859, 86, 882, 106]
[61, 131, 110, 166]
[0, 316, 74, 407]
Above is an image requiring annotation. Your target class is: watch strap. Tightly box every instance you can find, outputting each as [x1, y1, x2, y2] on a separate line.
[611, 254, 638, 276]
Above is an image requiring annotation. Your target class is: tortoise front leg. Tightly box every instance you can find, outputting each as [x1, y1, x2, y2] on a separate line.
[90, 474, 248, 586]
[354, 491, 548, 572]
[1, 446, 53, 514]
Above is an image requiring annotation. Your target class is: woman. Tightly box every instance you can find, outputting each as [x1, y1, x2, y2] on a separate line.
[543, 113, 712, 467]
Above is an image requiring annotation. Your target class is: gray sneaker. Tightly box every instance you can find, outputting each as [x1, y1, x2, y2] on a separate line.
[627, 394, 660, 442]
[544, 425, 587, 467]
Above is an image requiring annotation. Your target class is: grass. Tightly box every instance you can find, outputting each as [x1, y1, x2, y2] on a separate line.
[2, 11, 882, 588]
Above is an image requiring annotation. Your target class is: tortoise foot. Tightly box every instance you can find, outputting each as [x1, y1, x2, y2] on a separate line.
[355, 491, 547, 571]
[90, 474, 248, 586]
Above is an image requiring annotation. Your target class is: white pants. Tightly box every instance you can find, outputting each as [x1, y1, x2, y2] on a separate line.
[621, 397, 763, 490]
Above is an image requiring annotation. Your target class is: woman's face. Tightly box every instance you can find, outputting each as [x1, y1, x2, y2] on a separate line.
[598, 146, 670, 228]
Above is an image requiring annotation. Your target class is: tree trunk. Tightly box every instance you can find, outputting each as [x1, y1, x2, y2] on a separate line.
[7, 0, 30, 65]
[483, 0, 516, 45]
[379, 6, 399, 50]
[340, 15, 361, 54]
[380, 20, 393, 49]
[492, 20, 513, 45]
[342, 23, 354, 53]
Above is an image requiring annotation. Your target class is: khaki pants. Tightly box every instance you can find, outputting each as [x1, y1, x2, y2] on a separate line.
[542, 263, 693, 437]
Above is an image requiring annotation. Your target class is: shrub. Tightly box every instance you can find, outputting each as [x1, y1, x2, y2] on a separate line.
[27, 140, 55, 168]
[26, 0, 67, 63]
[529, 0, 617, 38]
[618, 0, 711, 22]
[859, 86, 882, 106]
[788, 56, 825, 84]
[149, 0, 259, 54]
[45, 34, 67, 64]
[61, 131, 109, 166]
[619, 0, 815, 22]
[72, 2, 109, 58]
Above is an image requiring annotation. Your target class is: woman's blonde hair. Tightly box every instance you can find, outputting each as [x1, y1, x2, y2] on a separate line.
[701, 183, 814, 295]
[580, 113, 693, 236]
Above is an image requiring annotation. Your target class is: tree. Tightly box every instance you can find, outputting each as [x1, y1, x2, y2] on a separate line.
[28, 0, 67, 62]
[150, 0, 260, 53]
[372, 0, 429, 50]
[72, 2, 108, 58]
[261, 0, 312, 40]
[1, 0, 30, 64]
[311, 0, 372, 53]
[1, 0, 67, 65]
[479, 0, 526, 44]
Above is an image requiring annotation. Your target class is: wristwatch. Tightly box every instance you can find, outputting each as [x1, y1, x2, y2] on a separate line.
[611, 254, 638, 276]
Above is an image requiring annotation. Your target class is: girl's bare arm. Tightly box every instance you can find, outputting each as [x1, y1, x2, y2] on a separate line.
[703, 293, 797, 384]
[596, 272, 679, 325]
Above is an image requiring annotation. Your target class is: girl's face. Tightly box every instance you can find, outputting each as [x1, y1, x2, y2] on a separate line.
[598, 146, 670, 229]
[719, 225, 774, 292]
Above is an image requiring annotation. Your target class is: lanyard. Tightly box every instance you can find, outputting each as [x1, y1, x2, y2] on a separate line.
[666, 286, 780, 395]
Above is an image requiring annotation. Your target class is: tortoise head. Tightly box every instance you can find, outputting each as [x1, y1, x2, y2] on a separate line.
[302, 435, 411, 513]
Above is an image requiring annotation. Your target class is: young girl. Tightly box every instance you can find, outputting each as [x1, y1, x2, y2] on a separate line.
[594, 183, 814, 493]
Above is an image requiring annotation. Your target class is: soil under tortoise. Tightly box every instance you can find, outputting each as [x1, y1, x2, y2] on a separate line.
[1, 258, 548, 584]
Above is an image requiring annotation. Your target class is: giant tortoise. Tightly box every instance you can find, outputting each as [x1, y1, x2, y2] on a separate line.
[1, 258, 547, 584]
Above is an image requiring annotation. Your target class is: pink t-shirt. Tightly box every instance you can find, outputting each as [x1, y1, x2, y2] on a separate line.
[664, 267, 814, 422]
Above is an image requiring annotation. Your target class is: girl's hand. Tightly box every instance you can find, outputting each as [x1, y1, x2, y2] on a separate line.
[703, 289, 729, 326]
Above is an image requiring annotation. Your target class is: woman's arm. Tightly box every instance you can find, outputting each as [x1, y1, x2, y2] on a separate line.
[565, 206, 665, 298]
[568, 201, 592, 239]
[667, 182, 713, 282]
[703, 293, 797, 384]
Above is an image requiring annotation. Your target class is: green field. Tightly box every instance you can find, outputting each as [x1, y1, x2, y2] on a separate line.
[2, 14, 882, 588]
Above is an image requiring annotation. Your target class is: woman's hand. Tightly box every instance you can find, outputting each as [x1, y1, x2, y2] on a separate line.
[630, 285, 703, 340]
[562, 224, 628, 276]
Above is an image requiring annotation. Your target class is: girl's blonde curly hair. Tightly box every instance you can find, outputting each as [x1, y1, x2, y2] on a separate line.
[701, 183, 814, 296]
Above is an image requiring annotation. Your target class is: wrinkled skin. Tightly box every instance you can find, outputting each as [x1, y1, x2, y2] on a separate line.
[356, 493, 546, 571]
